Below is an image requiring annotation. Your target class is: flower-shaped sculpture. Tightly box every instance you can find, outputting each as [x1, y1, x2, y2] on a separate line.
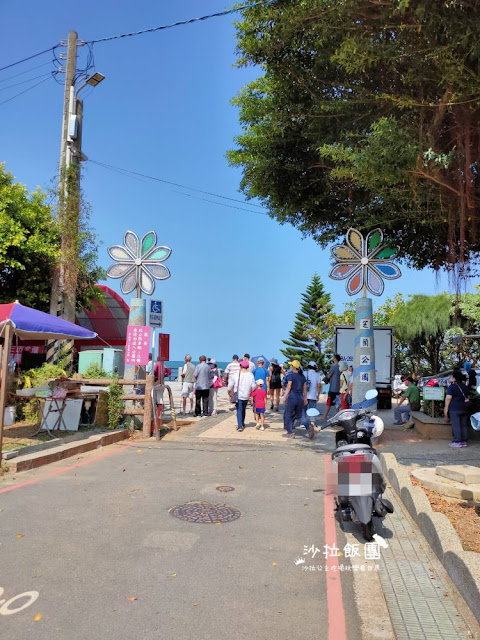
[107, 230, 171, 296]
[329, 228, 400, 296]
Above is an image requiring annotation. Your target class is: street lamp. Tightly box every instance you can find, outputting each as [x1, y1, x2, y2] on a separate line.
[47, 52, 107, 368]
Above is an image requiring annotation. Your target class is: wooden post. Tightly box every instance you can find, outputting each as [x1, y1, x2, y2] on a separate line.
[143, 374, 154, 437]
[0, 323, 13, 463]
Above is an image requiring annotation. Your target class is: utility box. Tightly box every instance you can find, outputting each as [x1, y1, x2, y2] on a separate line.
[78, 350, 103, 375]
[102, 348, 123, 376]
[78, 348, 124, 376]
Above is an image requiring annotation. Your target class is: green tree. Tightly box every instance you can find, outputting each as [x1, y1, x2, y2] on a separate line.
[281, 273, 333, 369]
[390, 293, 453, 374]
[229, 0, 480, 272]
[0, 163, 105, 312]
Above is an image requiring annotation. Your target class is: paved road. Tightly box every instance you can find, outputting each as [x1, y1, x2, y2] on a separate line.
[1, 396, 478, 640]
[0, 428, 393, 640]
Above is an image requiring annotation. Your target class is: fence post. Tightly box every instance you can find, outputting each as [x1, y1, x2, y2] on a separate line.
[143, 374, 154, 437]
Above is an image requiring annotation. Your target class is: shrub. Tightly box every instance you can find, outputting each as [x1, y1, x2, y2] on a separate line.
[107, 377, 124, 429]
[83, 363, 108, 379]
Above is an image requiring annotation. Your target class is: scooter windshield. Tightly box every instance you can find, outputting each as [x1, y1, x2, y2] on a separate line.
[332, 452, 384, 497]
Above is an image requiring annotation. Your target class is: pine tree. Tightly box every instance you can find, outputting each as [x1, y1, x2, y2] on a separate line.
[281, 274, 333, 371]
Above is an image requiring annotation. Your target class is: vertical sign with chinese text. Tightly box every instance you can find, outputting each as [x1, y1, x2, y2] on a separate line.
[125, 325, 152, 365]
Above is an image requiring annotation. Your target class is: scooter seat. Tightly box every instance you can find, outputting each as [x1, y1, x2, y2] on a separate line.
[334, 443, 374, 454]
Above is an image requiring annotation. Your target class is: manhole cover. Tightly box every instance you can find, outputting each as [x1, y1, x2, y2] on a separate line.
[216, 486, 235, 492]
[169, 501, 241, 524]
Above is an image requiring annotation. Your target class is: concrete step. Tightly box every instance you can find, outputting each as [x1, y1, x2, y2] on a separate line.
[7, 430, 129, 472]
[412, 466, 480, 501]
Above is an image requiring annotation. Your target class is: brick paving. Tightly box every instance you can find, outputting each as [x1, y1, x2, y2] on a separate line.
[375, 488, 477, 639]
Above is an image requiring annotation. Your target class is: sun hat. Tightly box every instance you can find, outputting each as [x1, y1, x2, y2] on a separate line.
[289, 359, 301, 369]
[210, 359, 217, 365]
[257, 357, 264, 362]
[308, 361, 317, 368]
[240, 361, 249, 368]
[270, 358, 278, 365]
[256, 379, 264, 386]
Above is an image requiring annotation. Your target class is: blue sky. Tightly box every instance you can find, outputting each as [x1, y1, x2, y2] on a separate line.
[0, 0, 457, 362]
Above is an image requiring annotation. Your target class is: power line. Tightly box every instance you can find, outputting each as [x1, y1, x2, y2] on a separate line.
[0, 73, 56, 107]
[88, 158, 269, 216]
[0, 60, 54, 83]
[0, 71, 56, 92]
[86, 0, 277, 44]
[89, 159, 265, 209]
[0, 1, 276, 76]
[0, 45, 58, 73]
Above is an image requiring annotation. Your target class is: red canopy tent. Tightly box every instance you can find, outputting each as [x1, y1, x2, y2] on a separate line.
[75, 284, 129, 349]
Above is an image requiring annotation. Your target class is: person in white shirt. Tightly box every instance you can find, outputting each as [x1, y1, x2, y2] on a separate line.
[243, 353, 255, 372]
[180, 354, 196, 415]
[304, 361, 322, 410]
[224, 355, 241, 409]
[236, 361, 255, 432]
[146, 353, 153, 376]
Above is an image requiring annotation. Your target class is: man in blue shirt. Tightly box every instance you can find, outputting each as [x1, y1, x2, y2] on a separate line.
[282, 360, 311, 439]
[253, 357, 270, 393]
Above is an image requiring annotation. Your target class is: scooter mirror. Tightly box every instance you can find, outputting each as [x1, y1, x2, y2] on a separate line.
[306, 408, 320, 417]
[365, 389, 378, 400]
[477, 385, 480, 395]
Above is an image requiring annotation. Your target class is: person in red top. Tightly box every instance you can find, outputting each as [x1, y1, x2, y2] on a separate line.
[251, 379, 267, 431]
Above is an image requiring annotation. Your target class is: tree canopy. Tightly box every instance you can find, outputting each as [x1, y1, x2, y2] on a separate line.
[0, 163, 105, 312]
[281, 273, 333, 369]
[229, 0, 480, 273]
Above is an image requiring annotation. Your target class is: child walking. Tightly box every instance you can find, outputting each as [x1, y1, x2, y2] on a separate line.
[251, 379, 267, 430]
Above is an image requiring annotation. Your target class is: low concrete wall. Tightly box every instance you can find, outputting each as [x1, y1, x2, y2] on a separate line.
[380, 452, 480, 624]
[9, 430, 129, 472]
[411, 411, 452, 439]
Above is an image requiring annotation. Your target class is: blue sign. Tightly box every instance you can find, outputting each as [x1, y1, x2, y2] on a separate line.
[150, 299, 163, 327]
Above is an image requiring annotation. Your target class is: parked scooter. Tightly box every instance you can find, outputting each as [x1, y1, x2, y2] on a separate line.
[307, 390, 394, 541]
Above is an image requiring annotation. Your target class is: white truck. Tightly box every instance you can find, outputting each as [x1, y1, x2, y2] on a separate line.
[333, 325, 395, 410]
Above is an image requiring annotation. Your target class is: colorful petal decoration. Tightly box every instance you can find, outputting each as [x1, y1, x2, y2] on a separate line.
[107, 230, 172, 296]
[331, 245, 360, 261]
[346, 228, 363, 253]
[329, 227, 400, 296]
[329, 263, 360, 280]
[347, 268, 364, 296]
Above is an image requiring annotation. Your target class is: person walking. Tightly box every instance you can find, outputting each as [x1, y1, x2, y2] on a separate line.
[305, 361, 322, 410]
[322, 354, 341, 420]
[242, 353, 255, 372]
[268, 358, 282, 411]
[253, 357, 270, 395]
[146, 353, 153, 376]
[180, 354, 196, 415]
[236, 360, 255, 431]
[339, 362, 350, 409]
[224, 355, 241, 409]
[208, 359, 221, 416]
[194, 355, 212, 417]
[251, 379, 267, 430]
[444, 370, 470, 447]
[282, 360, 312, 439]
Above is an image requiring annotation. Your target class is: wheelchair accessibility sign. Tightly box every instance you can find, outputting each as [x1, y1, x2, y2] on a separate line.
[150, 300, 163, 327]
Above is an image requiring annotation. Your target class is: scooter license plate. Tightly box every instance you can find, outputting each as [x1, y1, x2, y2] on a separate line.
[336, 453, 383, 497]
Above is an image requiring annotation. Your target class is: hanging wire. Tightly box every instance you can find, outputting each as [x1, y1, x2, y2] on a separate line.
[0, 73, 57, 107]
[0, 60, 54, 83]
[0, 45, 59, 73]
[86, 1, 277, 44]
[0, 71, 57, 92]
[88, 159, 266, 211]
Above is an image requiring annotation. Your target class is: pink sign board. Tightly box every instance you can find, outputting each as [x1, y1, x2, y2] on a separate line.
[125, 325, 151, 366]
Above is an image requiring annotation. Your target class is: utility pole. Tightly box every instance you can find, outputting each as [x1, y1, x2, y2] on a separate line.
[47, 31, 78, 366]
